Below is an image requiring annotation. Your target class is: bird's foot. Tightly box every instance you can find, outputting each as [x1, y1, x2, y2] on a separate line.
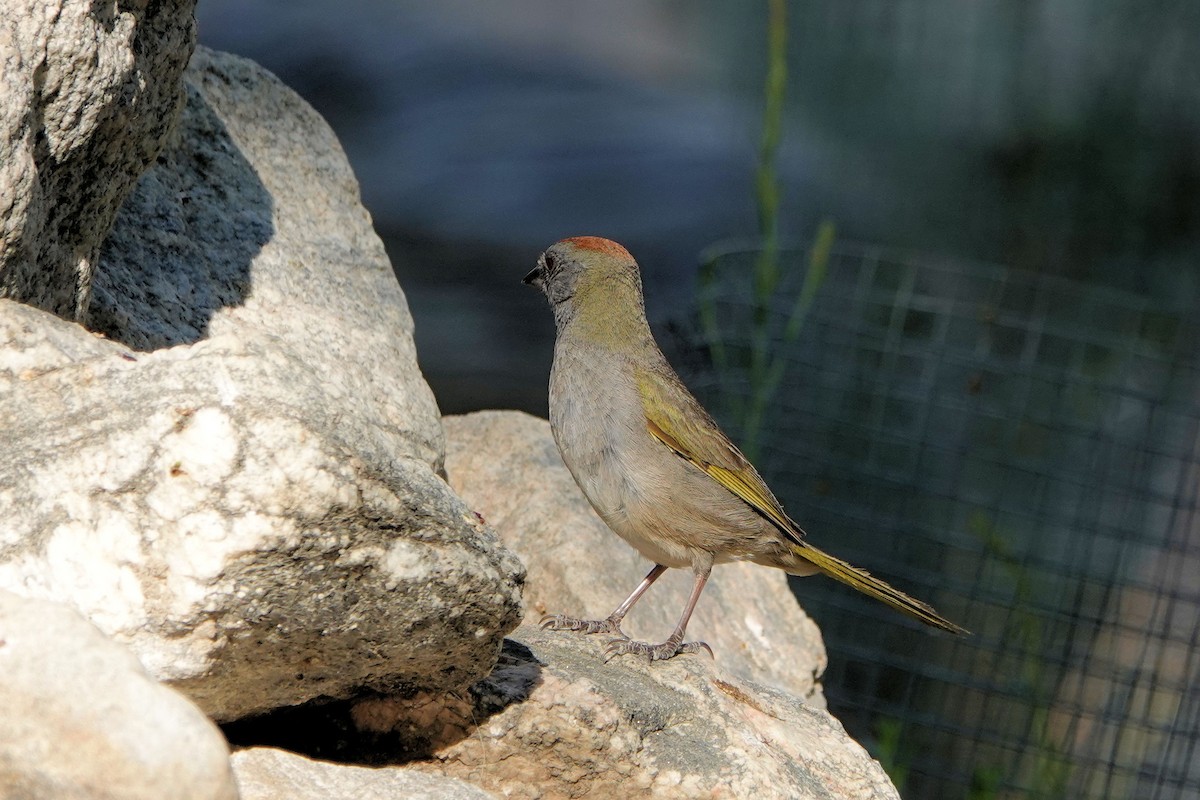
[603, 635, 713, 662]
[540, 613, 629, 638]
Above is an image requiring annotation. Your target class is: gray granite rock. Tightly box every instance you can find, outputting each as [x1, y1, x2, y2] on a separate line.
[0, 48, 524, 722]
[0, 0, 197, 319]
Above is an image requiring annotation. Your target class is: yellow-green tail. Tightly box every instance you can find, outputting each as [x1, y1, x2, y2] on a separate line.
[794, 542, 969, 635]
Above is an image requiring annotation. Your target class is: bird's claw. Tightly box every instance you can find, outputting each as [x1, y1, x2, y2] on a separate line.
[603, 637, 713, 662]
[540, 613, 628, 638]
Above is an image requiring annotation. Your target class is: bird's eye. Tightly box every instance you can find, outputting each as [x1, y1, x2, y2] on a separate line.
[543, 252, 557, 273]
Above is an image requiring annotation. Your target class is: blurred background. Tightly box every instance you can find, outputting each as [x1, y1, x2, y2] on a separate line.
[199, 2, 1200, 797]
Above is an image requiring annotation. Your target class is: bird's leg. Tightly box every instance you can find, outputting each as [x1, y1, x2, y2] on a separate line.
[605, 556, 714, 661]
[541, 564, 667, 638]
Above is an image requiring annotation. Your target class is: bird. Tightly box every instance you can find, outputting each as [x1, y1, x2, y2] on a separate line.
[523, 235, 967, 661]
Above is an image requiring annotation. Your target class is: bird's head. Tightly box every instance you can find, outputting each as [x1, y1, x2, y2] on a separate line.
[524, 236, 647, 337]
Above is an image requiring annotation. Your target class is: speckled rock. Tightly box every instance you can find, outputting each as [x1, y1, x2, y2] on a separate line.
[360, 624, 897, 800]
[0, 0, 196, 319]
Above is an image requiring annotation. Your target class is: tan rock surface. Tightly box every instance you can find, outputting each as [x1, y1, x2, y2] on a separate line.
[232, 747, 497, 800]
[0, 590, 237, 800]
[362, 624, 896, 800]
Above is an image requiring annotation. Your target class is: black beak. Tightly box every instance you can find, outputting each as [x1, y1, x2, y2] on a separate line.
[522, 266, 543, 286]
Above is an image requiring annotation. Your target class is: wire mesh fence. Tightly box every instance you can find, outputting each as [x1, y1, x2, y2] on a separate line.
[673, 241, 1199, 799]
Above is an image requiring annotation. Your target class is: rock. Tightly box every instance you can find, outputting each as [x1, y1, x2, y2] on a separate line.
[443, 410, 826, 703]
[231, 747, 497, 800]
[0, 47, 524, 722]
[360, 624, 897, 800]
[0, 590, 237, 800]
[0, 0, 197, 320]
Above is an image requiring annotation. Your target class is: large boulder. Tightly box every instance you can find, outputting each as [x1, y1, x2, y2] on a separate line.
[0, 590, 237, 800]
[0, 0, 197, 319]
[444, 410, 827, 703]
[0, 47, 524, 722]
[359, 624, 897, 800]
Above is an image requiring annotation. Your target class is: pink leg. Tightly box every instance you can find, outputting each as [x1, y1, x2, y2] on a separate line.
[541, 564, 668, 637]
[605, 557, 714, 661]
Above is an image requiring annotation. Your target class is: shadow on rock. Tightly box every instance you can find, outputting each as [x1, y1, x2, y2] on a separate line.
[89, 81, 272, 349]
[221, 638, 544, 765]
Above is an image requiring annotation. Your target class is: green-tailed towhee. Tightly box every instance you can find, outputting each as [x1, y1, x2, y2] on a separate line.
[524, 236, 966, 661]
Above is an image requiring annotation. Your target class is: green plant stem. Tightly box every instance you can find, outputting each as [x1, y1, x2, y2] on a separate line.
[696, 250, 744, 422]
[743, 223, 834, 458]
[745, 0, 788, 458]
